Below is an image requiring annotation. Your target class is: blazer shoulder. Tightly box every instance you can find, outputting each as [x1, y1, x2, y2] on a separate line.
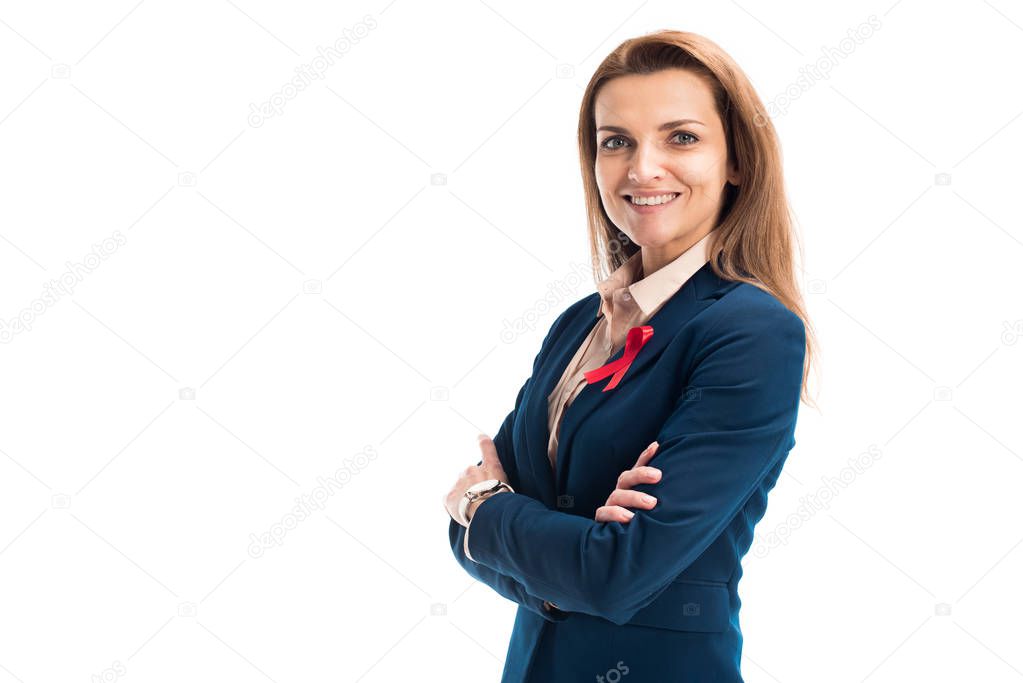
[704, 281, 805, 344]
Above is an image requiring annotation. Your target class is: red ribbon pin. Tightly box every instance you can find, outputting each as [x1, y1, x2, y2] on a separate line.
[584, 325, 654, 392]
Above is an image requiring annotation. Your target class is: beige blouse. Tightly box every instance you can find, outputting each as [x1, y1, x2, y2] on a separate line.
[462, 230, 717, 593]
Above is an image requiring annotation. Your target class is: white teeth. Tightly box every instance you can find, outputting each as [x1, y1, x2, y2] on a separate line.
[629, 193, 679, 206]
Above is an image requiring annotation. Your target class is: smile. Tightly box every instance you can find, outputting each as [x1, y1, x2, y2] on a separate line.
[624, 192, 682, 213]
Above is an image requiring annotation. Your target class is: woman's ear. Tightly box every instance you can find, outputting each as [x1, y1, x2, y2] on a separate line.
[726, 159, 741, 187]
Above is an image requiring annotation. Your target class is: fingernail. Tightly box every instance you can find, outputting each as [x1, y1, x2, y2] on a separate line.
[624, 510, 635, 518]
[642, 494, 656, 504]
[648, 441, 657, 449]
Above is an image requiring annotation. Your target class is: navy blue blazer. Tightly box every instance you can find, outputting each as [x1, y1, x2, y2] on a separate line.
[447, 258, 806, 682]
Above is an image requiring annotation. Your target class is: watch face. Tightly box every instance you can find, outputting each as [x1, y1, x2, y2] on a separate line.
[470, 479, 500, 494]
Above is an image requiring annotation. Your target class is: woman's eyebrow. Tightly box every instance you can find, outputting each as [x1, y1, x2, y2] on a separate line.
[596, 118, 706, 134]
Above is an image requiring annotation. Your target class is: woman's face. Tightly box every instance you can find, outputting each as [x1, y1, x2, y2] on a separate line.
[593, 68, 739, 259]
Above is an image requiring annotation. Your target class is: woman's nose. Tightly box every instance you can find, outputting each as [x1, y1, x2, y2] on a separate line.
[628, 141, 668, 183]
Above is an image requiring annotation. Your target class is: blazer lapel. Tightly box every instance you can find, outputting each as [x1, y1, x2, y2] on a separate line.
[522, 293, 600, 508]
[546, 260, 731, 495]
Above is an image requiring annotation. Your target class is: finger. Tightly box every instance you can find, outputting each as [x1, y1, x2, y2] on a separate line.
[595, 505, 636, 523]
[605, 489, 658, 510]
[477, 433, 499, 466]
[477, 434, 509, 480]
[615, 466, 662, 490]
[633, 440, 660, 468]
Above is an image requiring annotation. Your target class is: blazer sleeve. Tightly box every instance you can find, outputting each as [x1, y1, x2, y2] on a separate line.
[464, 298, 807, 626]
[447, 383, 568, 622]
[446, 304, 580, 623]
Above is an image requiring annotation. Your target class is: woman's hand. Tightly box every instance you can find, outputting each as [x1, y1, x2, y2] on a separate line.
[594, 441, 661, 523]
[443, 434, 511, 527]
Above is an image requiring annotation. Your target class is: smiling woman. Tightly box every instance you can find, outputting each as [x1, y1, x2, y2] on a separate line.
[445, 28, 819, 683]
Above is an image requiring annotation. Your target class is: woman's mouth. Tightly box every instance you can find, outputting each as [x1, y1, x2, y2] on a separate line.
[624, 192, 682, 214]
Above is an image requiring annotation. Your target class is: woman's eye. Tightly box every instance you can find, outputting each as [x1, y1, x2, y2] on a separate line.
[672, 131, 698, 145]
[600, 136, 627, 150]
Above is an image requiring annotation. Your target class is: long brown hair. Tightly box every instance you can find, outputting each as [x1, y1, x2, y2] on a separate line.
[577, 29, 819, 407]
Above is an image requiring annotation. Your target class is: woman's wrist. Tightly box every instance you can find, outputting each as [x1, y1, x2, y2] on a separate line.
[466, 497, 485, 523]
[466, 489, 505, 523]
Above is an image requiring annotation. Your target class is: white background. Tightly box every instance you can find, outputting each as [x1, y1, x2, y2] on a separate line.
[1, 0, 1021, 681]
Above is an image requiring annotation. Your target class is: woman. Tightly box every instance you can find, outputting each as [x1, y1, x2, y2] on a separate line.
[443, 29, 818, 682]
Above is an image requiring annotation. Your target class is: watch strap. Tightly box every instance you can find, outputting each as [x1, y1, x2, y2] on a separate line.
[457, 480, 514, 526]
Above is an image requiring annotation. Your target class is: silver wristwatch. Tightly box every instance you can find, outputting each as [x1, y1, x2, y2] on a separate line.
[457, 479, 514, 526]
